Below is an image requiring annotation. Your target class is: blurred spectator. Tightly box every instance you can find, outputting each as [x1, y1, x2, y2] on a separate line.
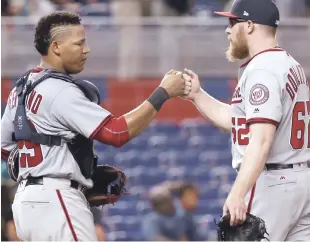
[7, 0, 56, 18]
[165, 181, 209, 241]
[26, 0, 57, 23]
[110, 0, 143, 79]
[1, 161, 10, 180]
[1, 184, 19, 241]
[307, 0, 310, 16]
[173, 182, 199, 212]
[50, 0, 81, 12]
[152, 0, 194, 16]
[223, 0, 310, 17]
[275, 0, 310, 17]
[6, 0, 26, 16]
[78, 0, 110, 16]
[1, 0, 12, 16]
[4, 208, 19, 241]
[1, 185, 11, 241]
[50, 0, 80, 13]
[90, 207, 106, 241]
[142, 186, 187, 241]
[288, 0, 310, 17]
[151, 0, 195, 75]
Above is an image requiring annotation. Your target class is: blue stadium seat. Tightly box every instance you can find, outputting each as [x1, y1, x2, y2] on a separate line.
[196, 214, 218, 235]
[170, 135, 188, 151]
[114, 150, 140, 168]
[90, 119, 235, 240]
[107, 231, 129, 241]
[157, 151, 179, 169]
[138, 169, 167, 186]
[121, 135, 149, 151]
[179, 119, 210, 136]
[133, 151, 159, 168]
[96, 150, 117, 165]
[147, 135, 170, 151]
[107, 202, 138, 217]
[149, 121, 180, 134]
[166, 166, 187, 180]
[187, 135, 208, 150]
[122, 216, 141, 231]
[176, 151, 200, 167]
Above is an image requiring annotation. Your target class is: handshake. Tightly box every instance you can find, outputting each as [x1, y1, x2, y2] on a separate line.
[159, 68, 201, 101]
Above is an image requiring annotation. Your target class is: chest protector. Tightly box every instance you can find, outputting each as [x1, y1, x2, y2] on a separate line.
[13, 69, 101, 179]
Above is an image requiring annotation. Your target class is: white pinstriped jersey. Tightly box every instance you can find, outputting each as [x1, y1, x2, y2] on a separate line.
[230, 48, 310, 168]
[1, 69, 111, 187]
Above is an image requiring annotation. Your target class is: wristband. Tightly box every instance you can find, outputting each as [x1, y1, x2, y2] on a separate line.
[147, 87, 169, 111]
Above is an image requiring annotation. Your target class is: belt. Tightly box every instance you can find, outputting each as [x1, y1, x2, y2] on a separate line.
[265, 161, 310, 171]
[236, 161, 310, 172]
[24, 177, 87, 194]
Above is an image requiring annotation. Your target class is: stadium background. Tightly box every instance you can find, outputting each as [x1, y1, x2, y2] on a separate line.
[1, 0, 310, 240]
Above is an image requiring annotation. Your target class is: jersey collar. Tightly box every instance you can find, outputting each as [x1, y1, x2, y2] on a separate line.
[32, 66, 44, 73]
[240, 47, 285, 68]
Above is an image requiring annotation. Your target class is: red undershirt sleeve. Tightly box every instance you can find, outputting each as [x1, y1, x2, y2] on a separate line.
[92, 116, 130, 147]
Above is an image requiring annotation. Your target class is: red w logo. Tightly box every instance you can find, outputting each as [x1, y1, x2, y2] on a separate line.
[280, 176, 285, 180]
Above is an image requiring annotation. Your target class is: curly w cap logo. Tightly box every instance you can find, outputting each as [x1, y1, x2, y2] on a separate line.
[249, 84, 269, 105]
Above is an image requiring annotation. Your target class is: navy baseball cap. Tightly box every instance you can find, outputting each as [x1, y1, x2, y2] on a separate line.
[214, 0, 280, 28]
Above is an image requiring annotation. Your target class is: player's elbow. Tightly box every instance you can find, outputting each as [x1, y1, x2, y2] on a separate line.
[93, 116, 130, 147]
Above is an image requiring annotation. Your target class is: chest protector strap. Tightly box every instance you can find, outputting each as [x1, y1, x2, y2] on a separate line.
[13, 69, 101, 178]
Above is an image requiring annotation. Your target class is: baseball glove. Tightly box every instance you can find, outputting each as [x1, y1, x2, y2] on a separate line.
[216, 213, 269, 241]
[6, 146, 19, 182]
[86, 164, 127, 207]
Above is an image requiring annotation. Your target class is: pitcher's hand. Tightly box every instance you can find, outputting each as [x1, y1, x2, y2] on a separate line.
[182, 68, 202, 101]
[223, 193, 247, 226]
[160, 69, 191, 98]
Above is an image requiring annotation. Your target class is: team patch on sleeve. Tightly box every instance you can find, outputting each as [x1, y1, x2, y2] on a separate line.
[249, 84, 269, 105]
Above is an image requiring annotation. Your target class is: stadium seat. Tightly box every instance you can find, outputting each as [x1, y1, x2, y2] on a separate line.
[95, 119, 235, 240]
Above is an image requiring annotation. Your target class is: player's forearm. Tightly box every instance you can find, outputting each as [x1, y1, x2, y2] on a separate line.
[192, 88, 232, 131]
[94, 88, 169, 147]
[123, 101, 158, 139]
[93, 104, 157, 147]
[230, 133, 272, 198]
[7, 221, 20, 241]
[95, 225, 106, 241]
[124, 86, 170, 139]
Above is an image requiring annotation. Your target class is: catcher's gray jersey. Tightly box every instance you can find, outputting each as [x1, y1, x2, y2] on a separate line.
[1, 69, 111, 187]
[231, 48, 310, 168]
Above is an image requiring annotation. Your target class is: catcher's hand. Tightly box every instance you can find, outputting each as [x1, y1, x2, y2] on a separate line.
[85, 165, 127, 207]
[216, 213, 269, 241]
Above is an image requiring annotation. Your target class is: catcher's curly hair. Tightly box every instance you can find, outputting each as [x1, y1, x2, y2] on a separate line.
[34, 11, 81, 56]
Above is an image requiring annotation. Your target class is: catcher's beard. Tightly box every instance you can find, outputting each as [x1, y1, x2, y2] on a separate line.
[226, 30, 249, 62]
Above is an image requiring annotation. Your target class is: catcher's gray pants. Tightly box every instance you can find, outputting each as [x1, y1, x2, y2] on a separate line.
[12, 177, 97, 241]
[245, 163, 310, 241]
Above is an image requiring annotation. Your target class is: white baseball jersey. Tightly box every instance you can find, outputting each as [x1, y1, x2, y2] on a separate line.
[1, 68, 111, 187]
[231, 48, 310, 169]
